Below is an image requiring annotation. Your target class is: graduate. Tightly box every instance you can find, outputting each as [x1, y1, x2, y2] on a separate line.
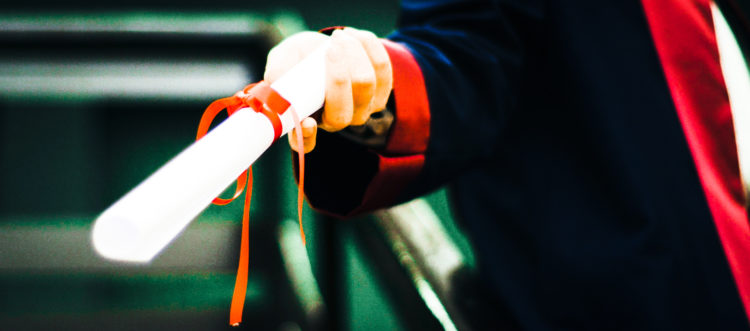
[265, 0, 750, 329]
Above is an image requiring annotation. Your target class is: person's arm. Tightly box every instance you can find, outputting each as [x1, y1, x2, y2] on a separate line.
[269, 0, 542, 217]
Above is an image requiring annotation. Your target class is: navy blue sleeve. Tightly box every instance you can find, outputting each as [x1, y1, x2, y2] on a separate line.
[388, 0, 543, 200]
[300, 0, 543, 216]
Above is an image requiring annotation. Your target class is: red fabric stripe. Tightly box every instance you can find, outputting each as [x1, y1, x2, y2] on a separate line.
[641, 0, 750, 321]
[347, 154, 426, 216]
[382, 39, 431, 155]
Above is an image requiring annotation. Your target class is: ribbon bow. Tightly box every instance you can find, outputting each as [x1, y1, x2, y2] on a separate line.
[196, 81, 307, 327]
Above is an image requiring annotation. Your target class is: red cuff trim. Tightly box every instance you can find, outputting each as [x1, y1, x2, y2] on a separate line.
[381, 39, 431, 155]
[345, 154, 425, 217]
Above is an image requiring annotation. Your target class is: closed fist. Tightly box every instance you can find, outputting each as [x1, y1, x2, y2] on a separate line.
[264, 28, 393, 153]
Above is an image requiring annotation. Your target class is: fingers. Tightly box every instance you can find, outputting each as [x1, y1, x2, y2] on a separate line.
[289, 117, 318, 154]
[322, 29, 388, 129]
[264, 31, 329, 83]
[270, 28, 393, 154]
[344, 27, 393, 113]
[321, 30, 356, 131]
[339, 30, 377, 125]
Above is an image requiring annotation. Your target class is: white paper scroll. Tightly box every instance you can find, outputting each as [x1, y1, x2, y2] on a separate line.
[92, 42, 329, 263]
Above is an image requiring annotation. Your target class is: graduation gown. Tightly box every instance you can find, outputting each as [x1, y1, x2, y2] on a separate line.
[300, 0, 750, 329]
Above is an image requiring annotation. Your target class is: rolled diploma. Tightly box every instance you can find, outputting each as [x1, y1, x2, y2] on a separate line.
[92, 42, 329, 263]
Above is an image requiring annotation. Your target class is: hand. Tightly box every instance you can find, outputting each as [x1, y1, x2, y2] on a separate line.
[264, 28, 393, 153]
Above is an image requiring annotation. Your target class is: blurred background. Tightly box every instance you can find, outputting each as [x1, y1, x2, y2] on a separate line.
[0, 1, 479, 330]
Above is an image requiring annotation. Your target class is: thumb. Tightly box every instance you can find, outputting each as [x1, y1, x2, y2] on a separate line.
[289, 117, 318, 154]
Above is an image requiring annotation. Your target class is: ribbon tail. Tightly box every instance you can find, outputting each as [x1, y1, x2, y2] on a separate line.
[229, 167, 253, 327]
[290, 110, 306, 245]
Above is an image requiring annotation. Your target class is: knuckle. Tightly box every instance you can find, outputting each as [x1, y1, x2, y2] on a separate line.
[337, 29, 359, 44]
[371, 98, 386, 112]
[359, 29, 378, 41]
[330, 75, 349, 87]
[348, 27, 377, 41]
[372, 58, 389, 72]
[325, 116, 349, 131]
[352, 75, 375, 90]
[352, 66, 376, 87]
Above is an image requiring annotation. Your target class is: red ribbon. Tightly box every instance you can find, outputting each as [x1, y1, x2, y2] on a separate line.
[196, 81, 306, 327]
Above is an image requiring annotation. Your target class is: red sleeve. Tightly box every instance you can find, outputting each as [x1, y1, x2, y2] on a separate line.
[296, 40, 431, 218]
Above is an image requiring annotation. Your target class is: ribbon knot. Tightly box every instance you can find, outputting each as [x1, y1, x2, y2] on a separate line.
[197, 80, 307, 327]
